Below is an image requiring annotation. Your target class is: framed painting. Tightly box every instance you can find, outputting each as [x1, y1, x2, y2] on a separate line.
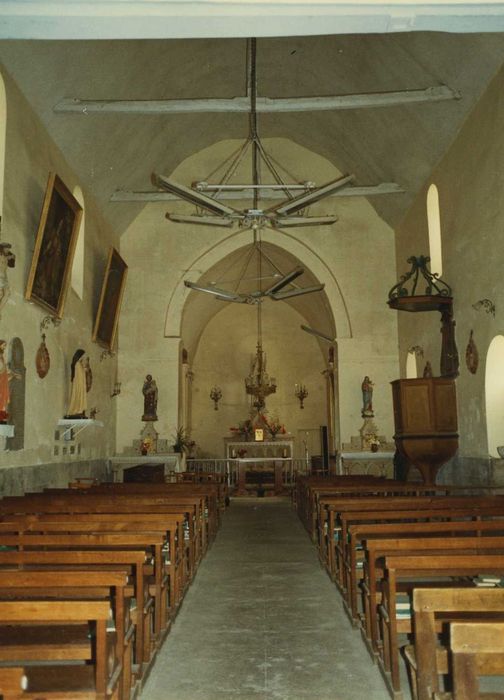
[25, 172, 83, 318]
[92, 247, 128, 351]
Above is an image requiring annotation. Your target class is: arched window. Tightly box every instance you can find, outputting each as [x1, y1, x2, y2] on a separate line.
[71, 186, 85, 299]
[406, 350, 418, 379]
[0, 73, 7, 221]
[485, 335, 504, 457]
[427, 183, 442, 277]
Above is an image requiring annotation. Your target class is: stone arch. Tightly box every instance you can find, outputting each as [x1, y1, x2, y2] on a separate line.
[163, 226, 352, 340]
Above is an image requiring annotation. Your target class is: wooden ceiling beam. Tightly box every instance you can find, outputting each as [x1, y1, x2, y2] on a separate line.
[55, 86, 459, 115]
[110, 182, 404, 202]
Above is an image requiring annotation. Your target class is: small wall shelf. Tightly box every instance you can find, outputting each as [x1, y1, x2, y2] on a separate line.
[57, 418, 104, 440]
[0, 424, 14, 438]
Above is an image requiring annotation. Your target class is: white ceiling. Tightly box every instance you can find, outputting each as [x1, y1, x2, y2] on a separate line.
[2, 1, 504, 40]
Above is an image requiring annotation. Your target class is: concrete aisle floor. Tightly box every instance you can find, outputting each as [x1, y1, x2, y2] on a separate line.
[141, 498, 398, 700]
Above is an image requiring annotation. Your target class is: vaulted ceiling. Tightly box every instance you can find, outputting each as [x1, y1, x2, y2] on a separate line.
[1, 32, 504, 238]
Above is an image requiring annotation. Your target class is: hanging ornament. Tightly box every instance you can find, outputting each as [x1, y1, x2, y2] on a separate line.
[35, 333, 50, 378]
[465, 329, 479, 375]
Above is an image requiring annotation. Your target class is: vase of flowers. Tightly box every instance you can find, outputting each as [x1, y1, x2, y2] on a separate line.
[171, 426, 194, 454]
[140, 437, 151, 455]
[369, 435, 381, 452]
[266, 417, 286, 441]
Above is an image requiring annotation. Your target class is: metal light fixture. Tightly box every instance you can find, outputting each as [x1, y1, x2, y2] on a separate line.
[110, 382, 122, 398]
[472, 298, 496, 317]
[210, 386, 222, 410]
[244, 256, 277, 412]
[295, 383, 308, 409]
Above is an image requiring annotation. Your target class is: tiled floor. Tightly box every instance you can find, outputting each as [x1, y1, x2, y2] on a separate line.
[141, 498, 395, 700]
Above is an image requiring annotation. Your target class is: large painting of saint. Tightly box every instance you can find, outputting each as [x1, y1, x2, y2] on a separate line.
[25, 173, 82, 318]
[92, 247, 128, 351]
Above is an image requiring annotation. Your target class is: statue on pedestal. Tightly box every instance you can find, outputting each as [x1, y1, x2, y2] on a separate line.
[361, 376, 374, 418]
[142, 374, 158, 422]
[65, 349, 91, 419]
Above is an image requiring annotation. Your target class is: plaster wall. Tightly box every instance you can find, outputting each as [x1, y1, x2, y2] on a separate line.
[395, 60, 504, 467]
[118, 138, 399, 452]
[0, 68, 120, 489]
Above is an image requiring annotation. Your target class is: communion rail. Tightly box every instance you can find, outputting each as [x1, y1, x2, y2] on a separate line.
[185, 458, 310, 488]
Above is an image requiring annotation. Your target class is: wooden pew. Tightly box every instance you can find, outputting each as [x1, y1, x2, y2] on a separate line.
[79, 482, 219, 547]
[0, 668, 28, 699]
[0, 495, 199, 579]
[0, 570, 131, 700]
[448, 621, 504, 700]
[0, 514, 186, 614]
[322, 495, 504, 584]
[344, 516, 504, 623]
[0, 600, 117, 699]
[380, 554, 504, 700]
[0, 548, 150, 680]
[295, 475, 389, 535]
[0, 531, 168, 652]
[408, 588, 504, 700]
[362, 536, 504, 665]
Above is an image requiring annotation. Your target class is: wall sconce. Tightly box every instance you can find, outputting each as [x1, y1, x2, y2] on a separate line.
[408, 345, 424, 358]
[472, 298, 496, 317]
[100, 349, 116, 361]
[210, 386, 222, 410]
[110, 382, 121, 398]
[40, 315, 61, 333]
[294, 383, 308, 409]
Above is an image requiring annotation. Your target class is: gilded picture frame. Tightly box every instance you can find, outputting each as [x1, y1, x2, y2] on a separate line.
[92, 247, 128, 351]
[25, 172, 83, 318]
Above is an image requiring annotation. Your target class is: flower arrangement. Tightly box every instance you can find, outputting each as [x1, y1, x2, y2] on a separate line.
[230, 419, 253, 440]
[366, 434, 381, 452]
[171, 426, 194, 453]
[140, 436, 152, 455]
[237, 448, 247, 458]
[265, 416, 286, 439]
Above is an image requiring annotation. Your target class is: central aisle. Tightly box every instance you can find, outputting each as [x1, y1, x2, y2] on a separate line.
[142, 498, 394, 700]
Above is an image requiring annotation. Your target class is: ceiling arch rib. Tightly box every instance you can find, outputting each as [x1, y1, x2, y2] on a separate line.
[168, 233, 350, 361]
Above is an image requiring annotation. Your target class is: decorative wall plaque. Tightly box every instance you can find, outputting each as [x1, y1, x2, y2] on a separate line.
[35, 334, 50, 378]
[466, 329, 479, 375]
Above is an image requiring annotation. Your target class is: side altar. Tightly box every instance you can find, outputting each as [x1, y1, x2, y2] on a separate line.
[224, 436, 294, 495]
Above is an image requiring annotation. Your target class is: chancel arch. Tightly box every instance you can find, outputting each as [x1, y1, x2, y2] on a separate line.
[179, 241, 338, 459]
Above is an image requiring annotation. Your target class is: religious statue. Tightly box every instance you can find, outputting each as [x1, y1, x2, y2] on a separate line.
[0, 339, 20, 423]
[0, 243, 15, 317]
[142, 374, 158, 422]
[361, 376, 374, 417]
[65, 349, 91, 419]
[423, 360, 433, 378]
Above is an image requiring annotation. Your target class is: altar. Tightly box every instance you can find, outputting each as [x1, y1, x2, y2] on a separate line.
[224, 436, 294, 460]
[224, 436, 295, 495]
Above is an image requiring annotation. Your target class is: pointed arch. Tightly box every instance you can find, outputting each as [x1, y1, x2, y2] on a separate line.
[163, 227, 352, 340]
